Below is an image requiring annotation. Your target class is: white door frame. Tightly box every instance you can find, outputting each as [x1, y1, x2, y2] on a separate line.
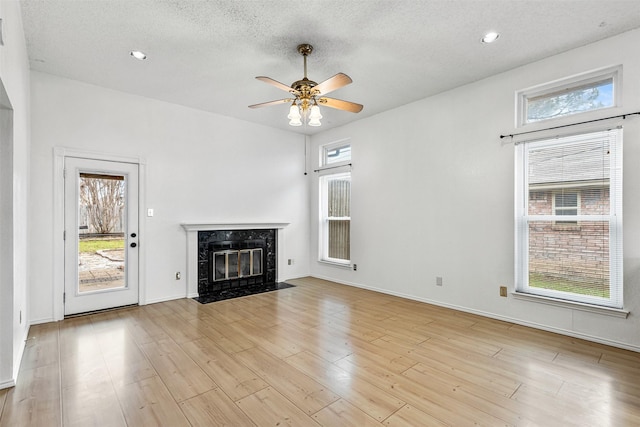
[53, 147, 146, 321]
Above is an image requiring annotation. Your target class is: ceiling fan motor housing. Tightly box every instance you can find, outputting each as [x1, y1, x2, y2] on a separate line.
[297, 43, 313, 56]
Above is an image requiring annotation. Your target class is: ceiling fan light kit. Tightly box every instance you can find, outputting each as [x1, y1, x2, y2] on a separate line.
[249, 43, 363, 127]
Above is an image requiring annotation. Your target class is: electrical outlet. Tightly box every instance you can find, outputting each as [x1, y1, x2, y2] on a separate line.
[436, 276, 443, 286]
[175, 272, 181, 280]
[353, 264, 357, 271]
[500, 286, 507, 297]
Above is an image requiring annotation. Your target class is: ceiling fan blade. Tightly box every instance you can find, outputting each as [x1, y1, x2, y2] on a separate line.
[313, 73, 352, 96]
[318, 97, 363, 113]
[256, 76, 297, 94]
[248, 99, 292, 109]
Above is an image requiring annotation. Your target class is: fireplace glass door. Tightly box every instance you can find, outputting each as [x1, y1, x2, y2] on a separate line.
[213, 248, 263, 282]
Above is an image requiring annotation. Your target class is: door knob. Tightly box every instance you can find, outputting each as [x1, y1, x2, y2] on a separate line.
[130, 242, 137, 248]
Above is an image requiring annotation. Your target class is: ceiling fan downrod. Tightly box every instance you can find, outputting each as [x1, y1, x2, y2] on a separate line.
[297, 43, 313, 80]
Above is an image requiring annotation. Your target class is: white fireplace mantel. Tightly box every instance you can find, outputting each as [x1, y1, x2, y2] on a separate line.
[181, 222, 290, 232]
[181, 222, 290, 298]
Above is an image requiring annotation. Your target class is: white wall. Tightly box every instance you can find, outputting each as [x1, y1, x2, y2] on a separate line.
[310, 28, 640, 351]
[29, 71, 310, 322]
[0, 0, 31, 388]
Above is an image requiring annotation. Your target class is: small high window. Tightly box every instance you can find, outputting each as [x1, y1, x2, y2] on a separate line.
[323, 143, 351, 166]
[517, 66, 620, 127]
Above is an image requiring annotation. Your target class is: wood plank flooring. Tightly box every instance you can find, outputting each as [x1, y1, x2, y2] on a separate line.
[1, 276, 640, 426]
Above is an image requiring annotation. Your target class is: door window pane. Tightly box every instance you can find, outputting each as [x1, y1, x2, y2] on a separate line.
[77, 173, 126, 293]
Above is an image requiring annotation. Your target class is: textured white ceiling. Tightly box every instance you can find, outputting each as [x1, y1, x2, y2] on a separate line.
[20, 0, 640, 134]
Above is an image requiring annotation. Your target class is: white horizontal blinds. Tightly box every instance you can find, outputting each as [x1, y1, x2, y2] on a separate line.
[523, 129, 622, 308]
[325, 173, 351, 261]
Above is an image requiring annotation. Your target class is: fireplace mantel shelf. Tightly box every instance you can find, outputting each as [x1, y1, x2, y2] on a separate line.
[181, 222, 290, 231]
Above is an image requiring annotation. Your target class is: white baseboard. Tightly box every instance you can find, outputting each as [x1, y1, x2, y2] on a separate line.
[12, 324, 29, 383]
[144, 294, 186, 305]
[29, 317, 55, 325]
[0, 378, 15, 390]
[311, 274, 640, 354]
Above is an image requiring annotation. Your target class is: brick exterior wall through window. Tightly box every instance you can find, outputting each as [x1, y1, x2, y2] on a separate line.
[528, 187, 609, 285]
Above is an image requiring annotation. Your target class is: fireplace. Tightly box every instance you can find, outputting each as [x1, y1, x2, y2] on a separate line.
[181, 222, 289, 299]
[197, 229, 276, 296]
[211, 245, 263, 282]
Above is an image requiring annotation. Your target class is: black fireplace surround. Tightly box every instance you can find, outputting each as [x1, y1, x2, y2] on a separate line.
[197, 229, 277, 297]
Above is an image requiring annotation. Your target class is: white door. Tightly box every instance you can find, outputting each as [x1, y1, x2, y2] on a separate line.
[64, 157, 139, 315]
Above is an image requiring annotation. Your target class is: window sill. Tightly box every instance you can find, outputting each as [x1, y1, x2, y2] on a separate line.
[318, 259, 352, 269]
[512, 291, 629, 318]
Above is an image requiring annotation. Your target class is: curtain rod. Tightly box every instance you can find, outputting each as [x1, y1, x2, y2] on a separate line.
[500, 111, 640, 140]
[313, 163, 352, 173]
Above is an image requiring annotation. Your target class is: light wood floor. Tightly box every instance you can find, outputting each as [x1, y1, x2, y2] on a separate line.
[1, 277, 640, 426]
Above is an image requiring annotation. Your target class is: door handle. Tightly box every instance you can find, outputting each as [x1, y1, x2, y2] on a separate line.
[130, 242, 137, 248]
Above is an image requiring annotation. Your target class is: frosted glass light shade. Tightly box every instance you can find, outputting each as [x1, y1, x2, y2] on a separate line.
[308, 105, 322, 126]
[288, 104, 301, 120]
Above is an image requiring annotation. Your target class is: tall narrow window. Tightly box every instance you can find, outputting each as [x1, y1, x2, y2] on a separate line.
[515, 129, 623, 308]
[319, 141, 351, 264]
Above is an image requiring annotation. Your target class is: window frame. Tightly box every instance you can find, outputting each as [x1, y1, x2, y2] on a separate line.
[318, 140, 352, 266]
[515, 129, 623, 309]
[516, 65, 621, 128]
[320, 139, 351, 169]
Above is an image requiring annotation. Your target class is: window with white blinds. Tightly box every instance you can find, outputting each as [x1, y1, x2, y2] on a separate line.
[319, 141, 351, 264]
[515, 129, 623, 308]
[320, 173, 351, 263]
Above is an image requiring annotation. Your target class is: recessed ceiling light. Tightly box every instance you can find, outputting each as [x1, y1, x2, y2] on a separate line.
[129, 50, 147, 60]
[481, 32, 500, 44]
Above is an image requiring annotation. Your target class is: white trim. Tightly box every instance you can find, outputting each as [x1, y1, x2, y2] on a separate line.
[144, 294, 187, 305]
[317, 259, 352, 269]
[12, 325, 27, 383]
[311, 275, 640, 353]
[28, 316, 55, 325]
[180, 222, 289, 231]
[53, 147, 146, 321]
[512, 291, 628, 318]
[181, 222, 290, 298]
[0, 378, 16, 390]
[138, 162, 147, 305]
[525, 214, 610, 222]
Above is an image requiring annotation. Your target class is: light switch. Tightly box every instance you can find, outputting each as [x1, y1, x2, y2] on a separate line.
[147, 208, 154, 217]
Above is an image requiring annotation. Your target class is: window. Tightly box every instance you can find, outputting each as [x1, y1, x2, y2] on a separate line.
[515, 129, 622, 308]
[319, 141, 351, 264]
[553, 191, 579, 225]
[324, 143, 351, 165]
[517, 66, 620, 127]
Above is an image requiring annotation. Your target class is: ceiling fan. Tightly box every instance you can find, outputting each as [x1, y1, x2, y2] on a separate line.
[249, 43, 363, 127]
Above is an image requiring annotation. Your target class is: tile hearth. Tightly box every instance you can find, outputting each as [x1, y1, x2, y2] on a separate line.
[193, 282, 295, 304]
